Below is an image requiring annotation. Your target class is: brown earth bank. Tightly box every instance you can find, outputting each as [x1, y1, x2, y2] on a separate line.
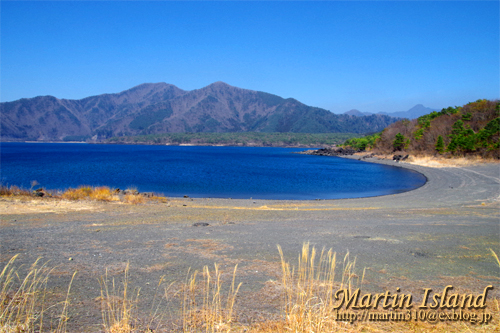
[1, 157, 499, 332]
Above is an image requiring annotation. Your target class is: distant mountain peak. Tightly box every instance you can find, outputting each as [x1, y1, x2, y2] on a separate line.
[344, 109, 373, 117]
[377, 104, 438, 119]
[206, 81, 233, 89]
[120, 82, 168, 92]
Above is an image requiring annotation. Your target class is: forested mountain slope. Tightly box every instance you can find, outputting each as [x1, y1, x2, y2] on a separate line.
[1, 82, 398, 141]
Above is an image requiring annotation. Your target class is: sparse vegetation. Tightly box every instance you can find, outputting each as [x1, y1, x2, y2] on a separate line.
[182, 264, 241, 332]
[1, 246, 498, 332]
[99, 263, 139, 333]
[0, 255, 75, 333]
[0, 185, 32, 197]
[277, 243, 361, 332]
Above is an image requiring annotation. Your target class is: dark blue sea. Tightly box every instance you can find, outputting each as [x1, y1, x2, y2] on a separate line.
[0, 143, 426, 200]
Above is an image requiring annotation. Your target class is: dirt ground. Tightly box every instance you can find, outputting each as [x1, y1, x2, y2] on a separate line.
[1, 157, 499, 332]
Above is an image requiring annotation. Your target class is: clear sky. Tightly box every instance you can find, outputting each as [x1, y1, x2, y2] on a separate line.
[1, 1, 498, 113]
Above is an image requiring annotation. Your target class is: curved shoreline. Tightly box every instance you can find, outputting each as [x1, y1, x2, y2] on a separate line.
[200, 156, 499, 210]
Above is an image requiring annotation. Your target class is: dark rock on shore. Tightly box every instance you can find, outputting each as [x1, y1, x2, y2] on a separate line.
[359, 153, 376, 160]
[393, 154, 409, 162]
[114, 188, 154, 197]
[33, 188, 45, 197]
[299, 147, 362, 157]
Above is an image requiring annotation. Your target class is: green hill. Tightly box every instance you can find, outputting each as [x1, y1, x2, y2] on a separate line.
[343, 99, 499, 159]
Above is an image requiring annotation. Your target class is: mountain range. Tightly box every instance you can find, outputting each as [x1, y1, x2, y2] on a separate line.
[1, 82, 401, 141]
[344, 104, 439, 119]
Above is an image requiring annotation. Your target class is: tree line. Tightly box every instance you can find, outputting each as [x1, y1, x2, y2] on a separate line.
[105, 132, 358, 147]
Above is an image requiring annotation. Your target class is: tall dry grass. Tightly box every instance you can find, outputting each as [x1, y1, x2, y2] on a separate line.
[2, 248, 498, 332]
[0, 185, 32, 197]
[98, 264, 177, 333]
[182, 264, 241, 332]
[0, 255, 75, 333]
[492, 249, 500, 333]
[276, 243, 363, 332]
[99, 263, 140, 333]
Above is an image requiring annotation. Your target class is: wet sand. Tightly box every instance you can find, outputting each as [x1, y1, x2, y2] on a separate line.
[1, 157, 499, 331]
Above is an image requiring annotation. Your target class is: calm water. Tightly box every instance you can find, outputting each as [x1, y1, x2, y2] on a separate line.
[0, 143, 426, 200]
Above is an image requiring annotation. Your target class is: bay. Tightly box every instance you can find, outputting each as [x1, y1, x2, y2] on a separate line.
[0, 142, 426, 200]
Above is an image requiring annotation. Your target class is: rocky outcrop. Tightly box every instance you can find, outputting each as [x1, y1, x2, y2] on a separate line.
[299, 147, 361, 157]
[114, 188, 154, 197]
[393, 154, 409, 162]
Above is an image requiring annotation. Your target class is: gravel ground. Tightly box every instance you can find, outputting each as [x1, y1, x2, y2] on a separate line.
[1, 157, 499, 331]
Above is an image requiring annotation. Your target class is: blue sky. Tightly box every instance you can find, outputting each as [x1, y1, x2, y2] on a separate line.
[1, 1, 498, 113]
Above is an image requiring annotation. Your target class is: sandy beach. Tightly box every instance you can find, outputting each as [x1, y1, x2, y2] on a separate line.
[1, 157, 499, 331]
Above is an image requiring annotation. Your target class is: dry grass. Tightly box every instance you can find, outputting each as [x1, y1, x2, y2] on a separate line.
[99, 263, 139, 333]
[182, 264, 241, 332]
[97, 262, 242, 332]
[98, 264, 175, 333]
[406, 155, 499, 168]
[0, 255, 75, 333]
[1, 184, 163, 205]
[62, 186, 117, 201]
[392, 154, 497, 168]
[357, 153, 499, 168]
[151, 196, 169, 203]
[90, 187, 116, 201]
[0, 185, 32, 197]
[123, 194, 145, 205]
[61, 186, 93, 200]
[246, 244, 500, 333]
[274, 243, 362, 332]
[2, 248, 498, 332]
[491, 249, 500, 266]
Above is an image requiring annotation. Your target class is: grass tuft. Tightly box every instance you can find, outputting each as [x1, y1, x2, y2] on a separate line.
[182, 264, 241, 332]
[276, 242, 362, 332]
[123, 194, 146, 205]
[90, 186, 114, 201]
[0, 185, 32, 197]
[61, 186, 93, 200]
[61, 186, 117, 201]
[99, 263, 139, 333]
[0, 255, 75, 333]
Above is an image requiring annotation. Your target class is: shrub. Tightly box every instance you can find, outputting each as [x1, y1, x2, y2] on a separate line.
[393, 132, 407, 151]
[435, 135, 445, 154]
